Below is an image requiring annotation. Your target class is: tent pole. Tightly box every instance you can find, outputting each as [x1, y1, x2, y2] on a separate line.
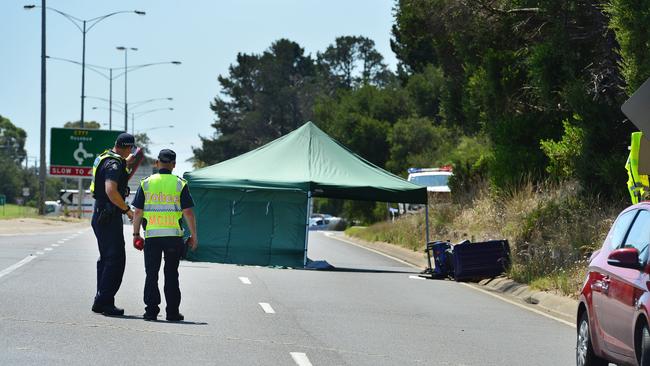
[425, 198, 430, 245]
[304, 191, 312, 267]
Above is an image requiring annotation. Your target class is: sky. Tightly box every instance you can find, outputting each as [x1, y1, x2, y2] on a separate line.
[1, 0, 399, 175]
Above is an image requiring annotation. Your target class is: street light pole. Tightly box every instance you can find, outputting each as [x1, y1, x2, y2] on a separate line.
[116, 46, 138, 132]
[80, 20, 86, 127]
[38, 0, 46, 215]
[109, 68, 113, 129]
[24, 5, 145, 129]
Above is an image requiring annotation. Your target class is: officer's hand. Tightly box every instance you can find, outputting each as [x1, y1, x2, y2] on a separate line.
[126, 154, 136, 166]
[125, 209, 134, 221]
[187, 236, 198, 251]
[133, 235, 144, 251]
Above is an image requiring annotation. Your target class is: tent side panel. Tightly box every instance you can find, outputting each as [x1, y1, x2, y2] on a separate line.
[186, 188, 306, 267]
[268, 191, 308, 267]
[185, 188, 231, 262]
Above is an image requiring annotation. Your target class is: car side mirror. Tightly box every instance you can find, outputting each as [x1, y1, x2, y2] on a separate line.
[608, 248, 642, 270]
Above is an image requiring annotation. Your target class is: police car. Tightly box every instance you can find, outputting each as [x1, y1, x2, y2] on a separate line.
[407, 166, 453, 193]
[400, 167, 453, 213]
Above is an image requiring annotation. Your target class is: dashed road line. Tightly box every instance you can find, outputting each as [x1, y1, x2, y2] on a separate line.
[239, 277, 251, 285]
[52, 244, 60, 247]
[290, 352, 313, 366]
[36, 251, 45, 255]
[0, 256, 36, 279]
[44, 248, 53, 251]
[408, 275, 425, 280]
[259, 303, 275, 314]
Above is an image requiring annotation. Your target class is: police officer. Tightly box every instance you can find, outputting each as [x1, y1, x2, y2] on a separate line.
[131, 149, 198, 322]
[90, 133, 136, 316]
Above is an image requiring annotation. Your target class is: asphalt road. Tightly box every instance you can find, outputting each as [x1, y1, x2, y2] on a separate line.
[0, 225, 576, 365]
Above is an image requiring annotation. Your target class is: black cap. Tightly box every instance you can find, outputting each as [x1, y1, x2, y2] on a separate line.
[115, 133, 135, 148]
[157, 149, 176, 163]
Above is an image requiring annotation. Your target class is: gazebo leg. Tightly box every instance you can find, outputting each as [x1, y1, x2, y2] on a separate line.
[303, 191, 312, 267]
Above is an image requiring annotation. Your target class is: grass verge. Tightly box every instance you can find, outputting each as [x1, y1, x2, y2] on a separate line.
[0, 204, 38, 220]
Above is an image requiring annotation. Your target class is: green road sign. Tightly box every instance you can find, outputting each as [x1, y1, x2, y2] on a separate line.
[50, 128, 123, 177]
[0, 194, 5, 206]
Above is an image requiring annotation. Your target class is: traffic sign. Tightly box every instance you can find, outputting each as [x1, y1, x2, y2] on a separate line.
[0, 194, 6, 206]
[22, 187, 30, 197]
[59, 191, 75, 205]
[622, 77, 650, 135]
[49, 128, 123, 178]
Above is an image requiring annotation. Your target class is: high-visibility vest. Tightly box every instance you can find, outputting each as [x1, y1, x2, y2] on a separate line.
[90, 150, 127, 194]
[141, 173, 186, 238]
[626, 132, 650, 204]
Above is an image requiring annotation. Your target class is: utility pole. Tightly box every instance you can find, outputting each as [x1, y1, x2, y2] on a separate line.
[38, 0, 46, 215]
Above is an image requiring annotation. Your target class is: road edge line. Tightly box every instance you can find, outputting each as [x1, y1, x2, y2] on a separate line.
[326, 232, 576, 328]
[322, 232, 419, 269]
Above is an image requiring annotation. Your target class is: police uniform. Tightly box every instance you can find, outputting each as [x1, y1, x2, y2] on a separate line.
[132, 149, 194, 321]
[90, 133, 134, 316]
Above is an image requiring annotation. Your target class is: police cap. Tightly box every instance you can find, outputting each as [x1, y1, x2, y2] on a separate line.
[157, 149, 176, 163]
[115, 133, 136, 148]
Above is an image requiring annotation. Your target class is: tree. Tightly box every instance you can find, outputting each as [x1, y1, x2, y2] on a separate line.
[0, 115, 27, 165]
[193, 39, 317, 166]
[63, 121, 101, 129]
[607, 0, 650, 95]
[317, 36, 391, 90]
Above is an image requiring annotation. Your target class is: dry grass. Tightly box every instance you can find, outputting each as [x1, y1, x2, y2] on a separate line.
[346, 180, 624, 297]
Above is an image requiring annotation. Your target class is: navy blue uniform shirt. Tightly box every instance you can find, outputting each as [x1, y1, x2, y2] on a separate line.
[93, 153, 128, 205]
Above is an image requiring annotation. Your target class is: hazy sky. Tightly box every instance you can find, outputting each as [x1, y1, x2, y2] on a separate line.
[1, 0, 398, 174]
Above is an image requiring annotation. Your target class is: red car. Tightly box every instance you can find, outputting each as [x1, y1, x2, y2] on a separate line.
[578, 202, 650, 366]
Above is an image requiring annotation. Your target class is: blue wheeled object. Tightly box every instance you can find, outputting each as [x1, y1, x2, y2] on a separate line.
[420, 239, 509, 281]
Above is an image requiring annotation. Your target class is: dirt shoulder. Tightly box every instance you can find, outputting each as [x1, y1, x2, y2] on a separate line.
[0, 217, 89, 235]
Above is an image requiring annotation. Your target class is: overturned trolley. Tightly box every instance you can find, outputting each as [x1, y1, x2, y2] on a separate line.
[421, 239, 511, 281]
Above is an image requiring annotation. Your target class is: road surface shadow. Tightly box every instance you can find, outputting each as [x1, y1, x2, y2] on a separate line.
[110, 314, 208, 325]
[317, 266, 417, 274]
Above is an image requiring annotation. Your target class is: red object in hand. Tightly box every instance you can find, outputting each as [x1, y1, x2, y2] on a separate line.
[133, 236, 144, 251]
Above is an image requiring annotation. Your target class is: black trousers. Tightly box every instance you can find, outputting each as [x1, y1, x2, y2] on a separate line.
[144, 236, 182, 315]
[91, 208, 126, 307]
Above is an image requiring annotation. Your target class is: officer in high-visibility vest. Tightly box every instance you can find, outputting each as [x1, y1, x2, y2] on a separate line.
[132, 149, 198, 322]
[90, 133, 136, 317]
[626, 132, 650, 204]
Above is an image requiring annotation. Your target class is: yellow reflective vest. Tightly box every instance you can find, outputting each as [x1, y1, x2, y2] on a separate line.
[90, 150, 127, 195]
[626, 132, 650, 204]
[141, 173, 186, 238]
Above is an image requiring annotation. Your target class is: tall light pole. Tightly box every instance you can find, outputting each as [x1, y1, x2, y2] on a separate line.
[24, 5, 145, 128]
[38, 0, 46, 215]
[116, 46, 137, 132]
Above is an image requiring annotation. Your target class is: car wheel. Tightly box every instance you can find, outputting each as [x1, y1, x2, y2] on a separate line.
[639, 323, 650, 366]
[577, 312, 608, 366]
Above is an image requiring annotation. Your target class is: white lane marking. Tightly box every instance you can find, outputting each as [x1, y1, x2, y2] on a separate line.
[259, 303, 275, 314]
[290, 352, 313, 366]
[51, 244, 60, 247]
[326, 232, 575, 328]
[409, 275, 426, 280]
[323, 232, 417, 268]
[44, 248, 53, 251]
[239, 277, 251, 285]
[57, 240, 65, 244]
[0, 256, 36, 279]
[460, 283, 575, 328]
[36, 251, 45, 255]
[77, 231, 84, 234]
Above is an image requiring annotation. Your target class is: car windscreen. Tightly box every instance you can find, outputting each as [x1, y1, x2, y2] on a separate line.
[410, 175, 450, 187]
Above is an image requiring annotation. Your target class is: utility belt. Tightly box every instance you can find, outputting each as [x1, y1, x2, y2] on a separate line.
[94, 201, 122, 224]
